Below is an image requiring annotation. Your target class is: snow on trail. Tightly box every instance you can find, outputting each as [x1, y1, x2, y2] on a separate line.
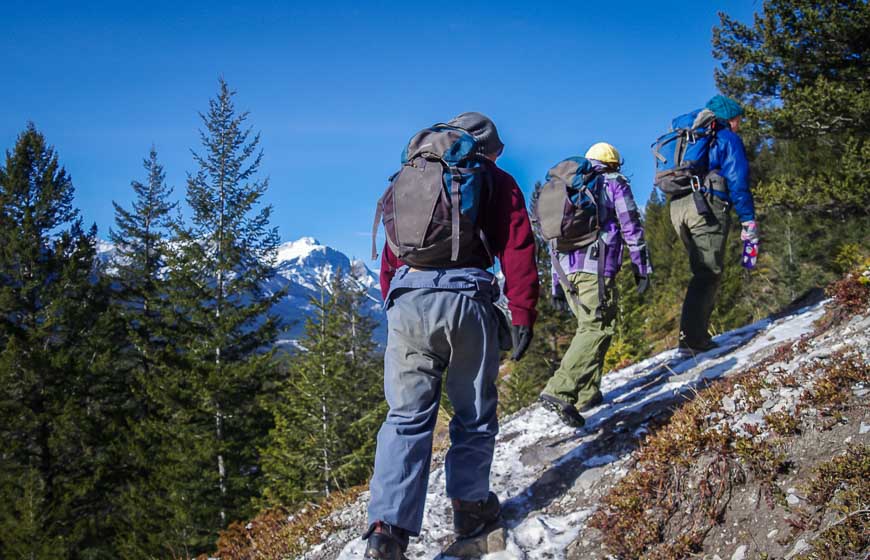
[336, 303, 826, 560]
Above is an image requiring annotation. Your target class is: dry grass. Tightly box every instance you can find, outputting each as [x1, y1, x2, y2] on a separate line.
[588, 339, 869, 559]
[209, 486, 366, 560]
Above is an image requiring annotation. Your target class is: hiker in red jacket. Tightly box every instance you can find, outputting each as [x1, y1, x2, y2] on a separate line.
[364, 112, 539, 558]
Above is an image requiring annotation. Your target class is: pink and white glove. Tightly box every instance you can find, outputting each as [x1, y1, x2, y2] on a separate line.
[740, 220, 759, 244]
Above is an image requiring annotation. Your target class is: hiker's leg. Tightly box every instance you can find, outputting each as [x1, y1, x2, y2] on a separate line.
[368, 289, 449, 536]
[574, 276, 617, 408]
[543, 272, 607, 407]
[682, 197, 730, 343]
[442, 293, 501, 502]
[671, 195, 724, 346]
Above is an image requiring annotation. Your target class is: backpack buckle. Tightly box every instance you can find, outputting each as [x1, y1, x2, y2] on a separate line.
[690, 176, 702, 192]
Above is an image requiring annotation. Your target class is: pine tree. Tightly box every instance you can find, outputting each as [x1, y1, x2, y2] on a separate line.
[106, 147, 186, 558]
[713, 0, 869, 213]
[261, 270, 383, 506]
[141, 79, 283, 553]
[0, 124, 120, 557]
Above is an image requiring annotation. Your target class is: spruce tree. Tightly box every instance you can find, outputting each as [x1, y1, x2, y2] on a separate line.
[0, 124, 119, 557]
[107, 147, 184, 558]
[145, 79, 283, 553]
[261, 270, 383, 506]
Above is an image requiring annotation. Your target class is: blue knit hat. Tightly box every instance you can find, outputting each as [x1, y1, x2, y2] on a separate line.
[705, 95, 744, 120]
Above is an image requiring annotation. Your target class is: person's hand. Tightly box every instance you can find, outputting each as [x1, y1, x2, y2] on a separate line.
[635, 275, 650, 296]
[510, 325, 533, 361]
[551, 287, 570, 313]
[741, 220, 759, 244]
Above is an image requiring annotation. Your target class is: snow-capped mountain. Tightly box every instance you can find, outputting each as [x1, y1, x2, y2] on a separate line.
[98, 236, 385, 349]
[267, 237, 385, 347]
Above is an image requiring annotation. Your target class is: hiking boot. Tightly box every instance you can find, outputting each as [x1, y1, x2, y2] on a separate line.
[452, 491, 501, 538]
[539, 394, 586, 428]
[363, 521, 408, 560]
[678, 338, 719, 356]
[576, 391, 604, 413]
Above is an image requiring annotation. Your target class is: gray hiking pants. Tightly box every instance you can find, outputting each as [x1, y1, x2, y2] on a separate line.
[367, 287, 501, 536]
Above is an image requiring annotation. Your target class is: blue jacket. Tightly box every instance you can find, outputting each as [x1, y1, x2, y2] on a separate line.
[708, 126, 755, 223]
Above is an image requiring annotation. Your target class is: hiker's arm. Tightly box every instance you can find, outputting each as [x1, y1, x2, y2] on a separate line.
[720, 131, 755, 224]
[379, 244, 401, 301]
[490, 172, 539, 327]
[612, 178, 652, 277]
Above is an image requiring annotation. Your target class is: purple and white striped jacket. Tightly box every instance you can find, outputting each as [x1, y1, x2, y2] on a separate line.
[552, 162, 651, 291]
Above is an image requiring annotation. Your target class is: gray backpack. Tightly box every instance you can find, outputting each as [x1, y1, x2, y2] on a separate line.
[531, 156, 607, 317]
[372, 124, 492, 268]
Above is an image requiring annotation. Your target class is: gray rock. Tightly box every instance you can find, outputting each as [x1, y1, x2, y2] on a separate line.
[785, 538, 810, 559]
[731, 544, 747, 560]
[786, 494, 800, 506]
[722, 396, 737, 413]
[574, 466, 606, 492]
[441, 526, 507, 558]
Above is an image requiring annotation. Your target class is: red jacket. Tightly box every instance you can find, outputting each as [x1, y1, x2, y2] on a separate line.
[379, 163, 539, 327]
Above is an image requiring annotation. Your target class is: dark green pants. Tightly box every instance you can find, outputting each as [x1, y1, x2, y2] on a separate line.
[542, 272, 617, 409]
[669, 193, 731, 347]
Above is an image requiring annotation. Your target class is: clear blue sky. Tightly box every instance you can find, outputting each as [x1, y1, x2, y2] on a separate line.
[1, 1, 758, 264]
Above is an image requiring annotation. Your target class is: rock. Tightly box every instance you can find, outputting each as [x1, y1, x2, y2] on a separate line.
[767, 529, 778, 539]
[860, 422, 870, 435]
[574, 466, 606, 492]
[786, 494, 800, 506]
[731, 544, 747, 560]
[785, 538, 810, 559]
[722, 396, 737, 413]
[442, 526, 507, 558]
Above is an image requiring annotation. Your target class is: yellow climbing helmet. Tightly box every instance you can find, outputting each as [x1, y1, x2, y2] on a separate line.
[585, 142, 621, 166]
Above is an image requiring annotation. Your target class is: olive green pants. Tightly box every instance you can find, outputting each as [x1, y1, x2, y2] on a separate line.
[542, 272, 617, 409]
[669, 193, 731, 347]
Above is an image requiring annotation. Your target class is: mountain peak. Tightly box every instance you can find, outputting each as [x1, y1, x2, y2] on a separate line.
[276, 236, 324, 262]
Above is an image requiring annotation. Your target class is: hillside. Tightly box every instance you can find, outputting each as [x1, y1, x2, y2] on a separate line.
[268, 292, 869, 559]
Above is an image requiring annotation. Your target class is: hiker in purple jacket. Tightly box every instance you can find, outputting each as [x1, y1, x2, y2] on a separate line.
[539, 142, 651, 427]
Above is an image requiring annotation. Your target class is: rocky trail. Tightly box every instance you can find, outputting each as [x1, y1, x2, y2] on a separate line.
[298, 295, 868, 560]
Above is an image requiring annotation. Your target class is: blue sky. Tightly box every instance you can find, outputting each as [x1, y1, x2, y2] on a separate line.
[1, 1, 758, 263]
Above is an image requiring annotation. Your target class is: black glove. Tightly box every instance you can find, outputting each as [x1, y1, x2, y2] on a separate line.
[635, 275, 650, 296]
[510, 325, 533, 361]
[551, 288, 570, 313]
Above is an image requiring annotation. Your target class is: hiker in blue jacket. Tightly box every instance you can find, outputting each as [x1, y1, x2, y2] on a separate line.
[671, 95, 758, 353]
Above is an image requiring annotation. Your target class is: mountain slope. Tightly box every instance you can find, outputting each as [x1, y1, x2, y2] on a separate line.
[99, 236, 385, 348]
[265, 237, 384, 347]
[292, 297, 868, 559]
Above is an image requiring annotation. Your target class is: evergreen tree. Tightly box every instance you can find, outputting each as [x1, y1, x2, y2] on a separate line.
[0, 124, 120, 557]
[604, 253, 651, 372]
[106, 148, 186, 558]
[141, 79, 283, 553]
[713, 0, 869, 213]
[261, 270, 383, 506]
